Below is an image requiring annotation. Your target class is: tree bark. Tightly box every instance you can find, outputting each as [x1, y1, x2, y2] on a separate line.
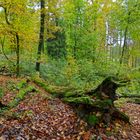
[36, 0, 45, 72]
[16, 33, 20, 77]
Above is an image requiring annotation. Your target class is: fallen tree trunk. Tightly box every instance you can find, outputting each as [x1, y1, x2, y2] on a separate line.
[62, 76, 130, 125]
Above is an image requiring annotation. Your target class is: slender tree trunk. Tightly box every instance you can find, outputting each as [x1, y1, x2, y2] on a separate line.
[16, 33, 20, 77]
[119, 10, 131, 65]
[3, 6, 20, 76]
[0, 36, 14, 64]
[36, 0, 45, 72]
[73, 28, 77, 59]
[119, 26, 128, 65]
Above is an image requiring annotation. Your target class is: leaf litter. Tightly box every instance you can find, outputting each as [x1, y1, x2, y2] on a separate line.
[0, 75, 140, 140]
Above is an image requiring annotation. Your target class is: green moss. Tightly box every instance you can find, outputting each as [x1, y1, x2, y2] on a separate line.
[8, 85, 36, 108]
[16, 79, 28, 90]
[63, 96, 94, 105]
[87, 114, 99, 125]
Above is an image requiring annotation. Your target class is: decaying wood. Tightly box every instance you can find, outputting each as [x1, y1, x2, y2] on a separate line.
[62, 76, 130, 125]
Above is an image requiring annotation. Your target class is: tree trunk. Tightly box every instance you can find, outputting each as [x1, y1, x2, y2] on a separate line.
[119, 10, 131, 65]
[16, 33, 20, 77]
[36, 0, 45, 72]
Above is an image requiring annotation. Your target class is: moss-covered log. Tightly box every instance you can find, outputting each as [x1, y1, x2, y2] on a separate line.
[62, 76, 130, 125]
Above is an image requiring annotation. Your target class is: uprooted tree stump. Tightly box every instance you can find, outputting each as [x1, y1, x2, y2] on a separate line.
[60, 76, 130, 125]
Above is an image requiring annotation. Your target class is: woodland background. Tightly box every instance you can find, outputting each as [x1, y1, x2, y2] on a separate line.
[0, 0, 140, 139]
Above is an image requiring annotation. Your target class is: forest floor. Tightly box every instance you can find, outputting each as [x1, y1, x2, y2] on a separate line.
[0, 75, 140, 140]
